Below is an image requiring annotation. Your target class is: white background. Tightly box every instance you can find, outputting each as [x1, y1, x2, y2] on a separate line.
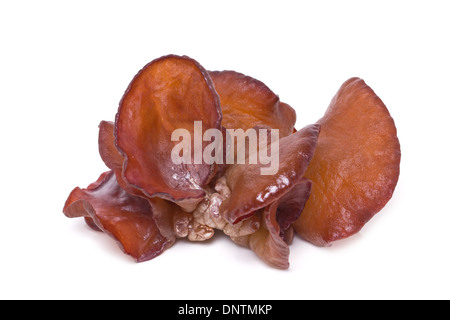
[1, 1, 449, 300]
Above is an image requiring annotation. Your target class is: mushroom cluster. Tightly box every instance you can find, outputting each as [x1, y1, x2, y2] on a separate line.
[63, 55, 400, 269]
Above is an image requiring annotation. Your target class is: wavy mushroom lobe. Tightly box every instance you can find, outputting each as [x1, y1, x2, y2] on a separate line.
[115, 55, 222, 210]
[294, 78, 401, 246]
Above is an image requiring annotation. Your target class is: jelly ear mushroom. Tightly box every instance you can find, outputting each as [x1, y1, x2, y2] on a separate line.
[209, 70, 296, 138]
[232, 178, 312, 269]
[63, 171, 171, 262]
[115, 55, 222, 211]
[221, 124, 320, 225]
[294, 78, 401, 246]
[98, 120, 123, 170]
[98, 120, 154, 199]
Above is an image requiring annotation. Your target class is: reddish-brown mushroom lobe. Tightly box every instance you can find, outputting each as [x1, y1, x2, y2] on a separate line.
[98, 120, 149, 198]
[232, 178, 312, 269]
[115, 55, 222, 210]
[98, 120, 123, 170]
[221, 124, 320, 224]
[209, 71, 296, 138]
[294, 78, 401, 246]
[276, 178, 312, 243]
[63, 171, 171, 262]
[97, 120, 193, 245]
